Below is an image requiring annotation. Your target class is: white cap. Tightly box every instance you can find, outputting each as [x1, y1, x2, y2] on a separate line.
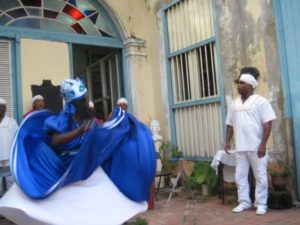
[239, 74, 259, 88]
[32, 95, 44, 104]
[0, 97, 7, 105]
[89, 100, 94, 108]
[117, 97, 128, 105]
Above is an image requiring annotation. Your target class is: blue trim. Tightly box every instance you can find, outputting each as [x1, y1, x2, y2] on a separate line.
[212, 0, 226, 141]
[272, 0, 300, 200]
[68, 43, 74, 78]
[14, 35, 23, 123]
[121, 48, 132, 112]
[162, 7, 177, 145]
[10, 39, 18, 121]
[272, 0, 292, 118]
[162, 0, 181, 10]
[0, 27, 123, 48]
[172, 97, 222, 109]
[168, 37, 216, 58]
[168, 157, 213, 163]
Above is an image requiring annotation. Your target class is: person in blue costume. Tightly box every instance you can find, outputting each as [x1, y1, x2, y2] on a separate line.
[0, 78, 156, 225]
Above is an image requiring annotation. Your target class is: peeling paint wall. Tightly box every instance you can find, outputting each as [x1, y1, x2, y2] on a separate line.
[215, 0, 292, 164]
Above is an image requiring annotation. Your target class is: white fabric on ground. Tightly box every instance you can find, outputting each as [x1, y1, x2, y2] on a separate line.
[0, 167, 147, 225]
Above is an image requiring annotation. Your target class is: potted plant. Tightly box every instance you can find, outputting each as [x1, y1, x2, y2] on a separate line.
[187, 161, 218, 196]
[268, 164, 292, 191]
[159, 141, 173, 160]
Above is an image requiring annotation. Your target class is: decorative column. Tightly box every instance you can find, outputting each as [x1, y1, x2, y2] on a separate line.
[123, 38, 147, 117]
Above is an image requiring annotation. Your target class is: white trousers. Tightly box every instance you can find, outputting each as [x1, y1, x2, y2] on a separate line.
[235, 151, 268, 208]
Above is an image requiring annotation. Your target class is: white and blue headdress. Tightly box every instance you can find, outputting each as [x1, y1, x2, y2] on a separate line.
[61, 78, 87, 103]
[61, 78, 87, 114]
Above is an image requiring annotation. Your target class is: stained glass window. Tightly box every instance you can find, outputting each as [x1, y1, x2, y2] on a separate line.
[0, 0, 115, 37]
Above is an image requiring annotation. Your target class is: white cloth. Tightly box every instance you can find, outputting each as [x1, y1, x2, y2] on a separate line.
[0, 167, 147, 225]
[226, 94, 276, 152]
[239, 74, 259, 88]
[211, 150, 236, 183]
[235, 152, 268, 208]
[0, 115, 18, 166]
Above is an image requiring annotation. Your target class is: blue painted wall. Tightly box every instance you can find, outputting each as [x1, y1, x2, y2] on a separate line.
[273, 0, 300, 199]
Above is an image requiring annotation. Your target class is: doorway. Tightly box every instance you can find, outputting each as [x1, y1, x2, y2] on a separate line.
[72, 44, 122, 121]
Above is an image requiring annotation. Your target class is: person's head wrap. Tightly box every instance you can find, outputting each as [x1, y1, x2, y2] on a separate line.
[239, 74, 259, 88]
[61, 78, 87, 103]
[60, 78, 87, 114]
[117, 97, 128, 106]
[31, 95, 44, 104]
[0, 97, 7, 105]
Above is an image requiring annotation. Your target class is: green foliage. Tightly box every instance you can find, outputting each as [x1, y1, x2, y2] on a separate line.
[187, 161, 218, 196]
[269, 164, 292, 177]
[125, 218, 148, 225]
[159, 141, 174, 153]
[159, 141, 183, 158]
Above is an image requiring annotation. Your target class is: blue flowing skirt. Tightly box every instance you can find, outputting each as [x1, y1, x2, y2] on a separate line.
[10, 109, 156, 201]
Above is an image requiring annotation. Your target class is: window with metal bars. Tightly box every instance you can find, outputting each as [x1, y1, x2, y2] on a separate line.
[0, 39, 13, 117]
[164, 0, 223, 157]
[171, 42, 218, 103]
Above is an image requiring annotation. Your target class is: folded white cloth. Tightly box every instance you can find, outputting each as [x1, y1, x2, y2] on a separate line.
[0, 167, 147, 225]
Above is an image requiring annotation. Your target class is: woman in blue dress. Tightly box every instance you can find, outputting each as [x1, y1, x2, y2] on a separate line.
[0, 78, 156, 225]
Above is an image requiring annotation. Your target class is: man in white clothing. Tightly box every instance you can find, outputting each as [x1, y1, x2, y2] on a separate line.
[0, 98, 18, 167]
[224, 67, 276, 215]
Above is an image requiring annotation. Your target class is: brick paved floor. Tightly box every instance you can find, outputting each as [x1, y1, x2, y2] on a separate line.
[135, 188, 300, 225]
[1, 188, 300, 225]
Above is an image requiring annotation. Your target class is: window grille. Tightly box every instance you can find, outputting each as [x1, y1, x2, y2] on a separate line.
[0, 40, 13, 117]
[171, 42, 218, 103]
[166, 0, 214, 53]
[165, 0, 223, 157]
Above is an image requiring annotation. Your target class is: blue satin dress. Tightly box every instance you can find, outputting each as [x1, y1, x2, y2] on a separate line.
[10, 107, 156, 202]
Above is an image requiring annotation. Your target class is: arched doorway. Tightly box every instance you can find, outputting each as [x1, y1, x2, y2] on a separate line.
[0, 0, 124, 121]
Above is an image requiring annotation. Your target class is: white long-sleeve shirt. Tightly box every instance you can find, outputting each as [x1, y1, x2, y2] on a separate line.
[0, 115, 18, 166]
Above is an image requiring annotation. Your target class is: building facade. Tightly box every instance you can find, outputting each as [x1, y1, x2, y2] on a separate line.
[0, 0, 299, 199]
